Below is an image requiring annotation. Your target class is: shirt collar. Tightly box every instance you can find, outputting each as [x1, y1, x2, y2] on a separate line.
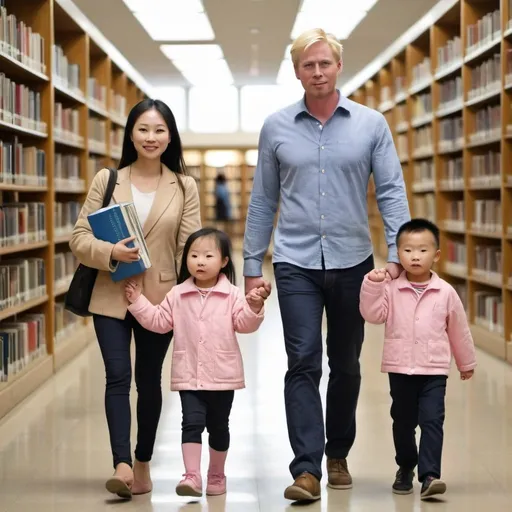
[178, 273, 232, 295]
[292, 89, 351, 119]
[396, 270, 442, 291]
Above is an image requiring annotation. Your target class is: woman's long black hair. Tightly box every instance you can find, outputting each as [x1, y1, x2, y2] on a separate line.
[178, 228, 236, 285]
[118, 98, 187, 191]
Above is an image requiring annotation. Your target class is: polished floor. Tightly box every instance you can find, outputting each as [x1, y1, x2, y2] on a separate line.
[1, 265, 512, 511]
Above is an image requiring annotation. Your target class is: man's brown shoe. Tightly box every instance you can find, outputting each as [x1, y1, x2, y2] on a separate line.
[327, 458, 353, 489]
[284, 472, 321, 501]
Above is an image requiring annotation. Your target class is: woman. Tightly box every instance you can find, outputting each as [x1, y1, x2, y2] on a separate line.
[70, 99, 201, 499]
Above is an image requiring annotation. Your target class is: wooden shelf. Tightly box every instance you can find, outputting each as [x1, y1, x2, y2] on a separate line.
[0, 355, 54, 420]
[347, 0, 512, 365]
[0, 0, 149, 422]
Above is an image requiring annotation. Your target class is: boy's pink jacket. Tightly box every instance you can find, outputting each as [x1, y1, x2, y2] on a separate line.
[359, 271, 476, 376]
[127, 274, 264, 391]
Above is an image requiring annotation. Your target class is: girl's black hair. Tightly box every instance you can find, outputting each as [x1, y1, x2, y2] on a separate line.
[118, 98, 187, 191]
[178, 228, 236, 285]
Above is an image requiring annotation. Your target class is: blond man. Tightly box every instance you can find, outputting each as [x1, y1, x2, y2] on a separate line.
[243, 29, 410, 501]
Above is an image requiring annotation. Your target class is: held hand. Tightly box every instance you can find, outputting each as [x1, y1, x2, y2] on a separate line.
[245, 276, 271, 298]
[460, 369, 474, 381]
[368, 268, 388, 282]
[246, 289, 265, 313]
[385, 262, 403, 280]
[125, 279, 142, 303]
[112, 236, 140, 264]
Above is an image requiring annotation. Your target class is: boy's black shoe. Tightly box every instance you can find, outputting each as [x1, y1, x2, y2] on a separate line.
[392, 468, 414, 495]
[420, 475, 446, 499]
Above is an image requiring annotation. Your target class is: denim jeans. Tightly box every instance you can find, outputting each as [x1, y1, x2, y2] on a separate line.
[93, 311, 172, 468]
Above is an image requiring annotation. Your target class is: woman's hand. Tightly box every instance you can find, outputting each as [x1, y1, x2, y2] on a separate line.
[112, 236, 140, 263]
[125, 279, 142, 303]
[367, 268, 388, 282]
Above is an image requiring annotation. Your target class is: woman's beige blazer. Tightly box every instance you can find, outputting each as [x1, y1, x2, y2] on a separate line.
[70, 165, 201, 320]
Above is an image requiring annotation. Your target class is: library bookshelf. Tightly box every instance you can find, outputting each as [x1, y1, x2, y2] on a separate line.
[183, 148, 259, 253]
[348, 0, 512, 364]
[0, 0, 147, 420]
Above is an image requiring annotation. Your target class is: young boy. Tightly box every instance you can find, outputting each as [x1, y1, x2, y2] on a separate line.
[359, 218, 476, 499]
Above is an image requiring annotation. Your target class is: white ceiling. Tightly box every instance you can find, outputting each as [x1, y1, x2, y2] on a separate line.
[70, 0, 439, 90]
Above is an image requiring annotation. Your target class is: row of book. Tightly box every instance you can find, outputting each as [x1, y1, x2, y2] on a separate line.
[412, 193, 435, 223]
[0, 73, 46, 133]
[471, 105, 501, 141]
[0, 5, 46, 75]
[468, 54, 501, 100]
[466, 10, 501, 54]
[470, 150, 501, 182]
[413, 160, 434, 184]
[88, 77, 107, 111]
[411, 92, 432, 119]
[411, 57, 431, 87]
[471, 200, 502, 232]
[440, 157, 463, 187]
[0, 137, 46, 186]
[0, 202, 46, 247]
[439, 77, 462, 109]
[54, 201, 81, 238]
[52, 44, 81, 96]
[474, 292, 503, 336]
[54, 251, 77, 290]
[0, 313, 46, 382]
[437, 36, 462, 72]
[54, 300, 82, 345]
[439, 117, 463, 149]
[446, 200, 464, 224]
[54, 104, 83, 146]
[54, 154, 85, 191]
[0, 258, 46, 312]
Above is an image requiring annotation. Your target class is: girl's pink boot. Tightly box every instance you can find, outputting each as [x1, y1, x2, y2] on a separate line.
[206, 448, 228, 496]
[175, 443, 203, 497]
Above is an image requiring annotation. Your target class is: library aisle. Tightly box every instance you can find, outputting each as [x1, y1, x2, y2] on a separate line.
[0, 260, 512, 512]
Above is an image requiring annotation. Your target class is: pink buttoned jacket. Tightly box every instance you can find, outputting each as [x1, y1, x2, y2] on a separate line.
[359, 271, 476, 376]
[127, 274, 264, 391]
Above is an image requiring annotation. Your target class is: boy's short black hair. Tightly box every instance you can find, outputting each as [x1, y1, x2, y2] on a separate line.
[396, 218, 440, 248]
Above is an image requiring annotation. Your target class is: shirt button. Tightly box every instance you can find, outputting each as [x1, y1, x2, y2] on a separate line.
[199, 362, 202, 366]
[321, 192, 326, 196]
[321, 146, 324, 149]
[321, 169, 325, 173]
[322, 234, 326, 239]
[416, 317, 419, 321]
[321, 215, 325, 219]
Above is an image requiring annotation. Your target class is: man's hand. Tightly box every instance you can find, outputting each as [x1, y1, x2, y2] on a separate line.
[245, 276, 271, 299]
[385, 262, 403, 280]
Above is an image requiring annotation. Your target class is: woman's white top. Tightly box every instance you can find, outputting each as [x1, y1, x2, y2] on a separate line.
[131, 184, 156, 227]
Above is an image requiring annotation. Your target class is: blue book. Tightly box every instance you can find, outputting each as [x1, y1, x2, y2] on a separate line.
[88, 203, 151, 282]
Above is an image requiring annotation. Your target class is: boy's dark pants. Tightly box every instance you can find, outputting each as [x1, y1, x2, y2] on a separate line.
[389, 373, 447, 482]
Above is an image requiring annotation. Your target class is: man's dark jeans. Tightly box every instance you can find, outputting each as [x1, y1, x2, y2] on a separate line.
[274, 255, 373, 480]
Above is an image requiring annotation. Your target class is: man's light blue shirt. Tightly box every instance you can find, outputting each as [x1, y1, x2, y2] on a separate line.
[243, 91, 411, 277]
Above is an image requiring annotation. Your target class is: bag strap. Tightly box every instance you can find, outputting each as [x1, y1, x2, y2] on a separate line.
[102, 167, 118, 208]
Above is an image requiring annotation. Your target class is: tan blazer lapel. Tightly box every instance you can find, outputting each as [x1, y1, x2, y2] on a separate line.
[112, 168, 133, 205]
[143, 166, 178, 237]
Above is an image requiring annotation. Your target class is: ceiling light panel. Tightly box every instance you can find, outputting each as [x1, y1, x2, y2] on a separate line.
[123, 0, 215, 41]
[291, 0, 379, 40]
[160, 44, 234, 86]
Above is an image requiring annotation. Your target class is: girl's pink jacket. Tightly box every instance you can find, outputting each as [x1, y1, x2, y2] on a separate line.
[359, 271, 476, 376]
[127, 274, 264, 391]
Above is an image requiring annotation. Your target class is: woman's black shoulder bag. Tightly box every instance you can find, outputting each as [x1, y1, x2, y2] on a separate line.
[64, 168, 118, 317]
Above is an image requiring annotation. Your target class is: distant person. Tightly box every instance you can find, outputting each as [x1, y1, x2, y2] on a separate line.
[360, 218, 476, 500]
[70, 98, 201, 499]
[124, 228, 267, 497]
[214, 173, 232, 222]
[243, 27, 410, 502]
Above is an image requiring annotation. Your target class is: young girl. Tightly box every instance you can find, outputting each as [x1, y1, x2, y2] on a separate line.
[359, 218, 476, 500]
[124, 228, 266, 498]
